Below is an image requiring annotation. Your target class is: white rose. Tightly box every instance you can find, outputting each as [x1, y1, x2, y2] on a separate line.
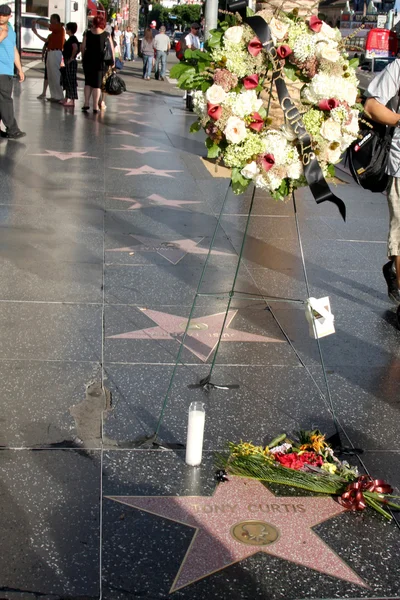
[269, 17, 289, 41]
[320, 22, 339, 40]
[326, 146, 342, 164]
[286, 160, 303, 180]
[255, 174, 270, 190]
[320, 118, 342, 142]
[224, 116, 247, 144]
[241, 161, 259, 179]
[205, 84, 227, 105]
[224, 26, 243, 44]
[316, 43, 340, 62]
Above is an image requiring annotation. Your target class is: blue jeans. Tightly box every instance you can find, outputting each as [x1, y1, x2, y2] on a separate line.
[143, 55, 153, 79]
[155, 50, 167, 79]
[124, 42, 131, 60]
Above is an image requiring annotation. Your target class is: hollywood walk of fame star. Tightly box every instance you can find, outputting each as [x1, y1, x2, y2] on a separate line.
[108, 129, 140, 137]
[117, 110, 145, 115]
[107, 476, 367, 593]
[110, 194, 201, 210]
[129, 118, 153, 126]
[107, 309, 284, 362]
[110, 166, 183, 178]
[111, 145, 170, 154]
[30, 150, 98, 161]
[106, 235, 234, 265]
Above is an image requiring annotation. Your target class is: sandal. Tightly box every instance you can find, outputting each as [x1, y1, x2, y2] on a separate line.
[81, 106, 90, 111]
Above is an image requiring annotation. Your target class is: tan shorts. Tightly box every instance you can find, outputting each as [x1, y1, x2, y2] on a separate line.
[387, 177, 400, 258]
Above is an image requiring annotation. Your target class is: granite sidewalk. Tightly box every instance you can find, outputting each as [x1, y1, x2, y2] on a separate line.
[0, 59, 399, 599]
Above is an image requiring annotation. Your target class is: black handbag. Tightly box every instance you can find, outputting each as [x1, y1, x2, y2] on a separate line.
[347, 94, 400, 193]
[103, 36, 114, 66]
[104, 71, 126, 95]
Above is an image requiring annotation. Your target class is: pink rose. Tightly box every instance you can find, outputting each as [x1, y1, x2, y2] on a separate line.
[243, 74, 259, 89]
[207, 103, 222, 121]
[248, 37, 263, 57]
[318, 98, 340, 111]
[260, 153, 275, 172]
[276, 45, 292, 59]
[248, 112, 264, 132]
[309, 15, 323, 33]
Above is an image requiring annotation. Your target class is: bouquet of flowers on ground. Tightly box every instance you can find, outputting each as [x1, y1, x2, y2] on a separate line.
[170, 10, 361, 199]
[217, 430, 400, 520]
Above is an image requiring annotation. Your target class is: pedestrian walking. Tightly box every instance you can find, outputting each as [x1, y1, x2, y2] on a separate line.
[81, 15, 114, 113]
[154, 25, 170, 81]
[183, 23, 201, 111]
[141, 27, 154, 81]
[33, 14, 65, 102]
[60, 22, 79, 107]
[31, 23, 49, 99]
[0, 4, 25, 139]
[365, 62, 400, 304]
[149, 20, 158, 38]
[123, 26, 133, 61]
[185, 22, 201, 50]
[112, 25, 122, 58]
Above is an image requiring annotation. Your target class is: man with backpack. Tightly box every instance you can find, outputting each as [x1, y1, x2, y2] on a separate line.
[177, 24, 201, 111]
[365, 61, 400, 304]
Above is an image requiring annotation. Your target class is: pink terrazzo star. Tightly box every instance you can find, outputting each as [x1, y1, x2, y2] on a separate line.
[129, 118, 153, 126]
[109, 129, 140, 137]
[106, 235, 234, 264]
[107, 309, 283, 362]
[117, 110, 145, 115]
[30, 150, 98, 161]
[110, 194, 201, 210]
[110, 166, 183, 178]
[107, 477, 367, 593]
[111, 145, 170, 154]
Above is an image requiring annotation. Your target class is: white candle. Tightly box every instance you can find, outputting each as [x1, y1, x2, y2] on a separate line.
[185, 401, 206, 467]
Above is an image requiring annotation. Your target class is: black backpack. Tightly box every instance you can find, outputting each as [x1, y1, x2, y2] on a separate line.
[347, 95, 400, 194]
[347, 116, 395, 193]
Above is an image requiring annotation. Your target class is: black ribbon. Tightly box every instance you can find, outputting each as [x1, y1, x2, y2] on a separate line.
[240, 12, 346, 221]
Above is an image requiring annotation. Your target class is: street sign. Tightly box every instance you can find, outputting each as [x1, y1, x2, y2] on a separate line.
[377, 14, 387, 28]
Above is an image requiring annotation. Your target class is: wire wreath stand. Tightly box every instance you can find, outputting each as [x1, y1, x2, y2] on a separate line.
[132, 73, 363, 456]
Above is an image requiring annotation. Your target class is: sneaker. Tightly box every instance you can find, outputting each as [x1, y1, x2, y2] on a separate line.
[6, 130, 26, 139]
[383, 260, 400, 304]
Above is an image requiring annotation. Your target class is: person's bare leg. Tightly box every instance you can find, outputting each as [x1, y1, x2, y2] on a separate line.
[92, 88, 101, 111]
[83, 85, 92, 107]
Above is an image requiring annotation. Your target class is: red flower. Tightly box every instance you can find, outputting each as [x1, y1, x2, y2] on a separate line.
[248, 112, 264, 132]
[309, 15, 323, 33]
[248, 37, 263, 57]
[318, 98, 340, 111]
[274, 451, 324, 470]
[260, 153, 275, 172]
[275, 452, 304, 470]
[243, 74, 259, 90]
[207, 103, 222, 121]
[276, 45, 292, 59]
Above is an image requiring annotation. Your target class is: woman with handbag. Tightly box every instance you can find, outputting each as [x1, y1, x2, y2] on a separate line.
[141, 28, 154, 81]
[81, 16, 114, 113]
[60, 22, 79, 107]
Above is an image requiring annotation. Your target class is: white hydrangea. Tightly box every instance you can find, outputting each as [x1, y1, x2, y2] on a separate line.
[225, 89, 263, 118]
[262, 131, 291, 165]
[192, 90, 207, 117]
[302, 72, 358, 106]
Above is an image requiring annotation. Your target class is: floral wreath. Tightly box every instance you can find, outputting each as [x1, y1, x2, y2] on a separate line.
[171, 8, 361, 202]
